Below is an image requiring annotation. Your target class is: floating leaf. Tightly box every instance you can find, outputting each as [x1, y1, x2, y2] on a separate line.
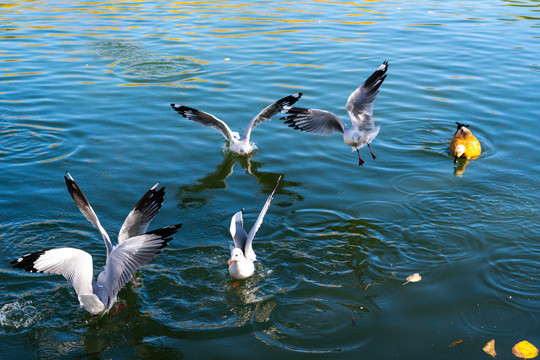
[449, 340, 463, 347]
[513, 341, 538, 359]
[483, 339, 496, 357]
[403, 273, 422, 285]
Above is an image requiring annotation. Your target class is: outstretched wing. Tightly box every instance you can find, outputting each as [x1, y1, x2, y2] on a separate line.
[104, 224, 181, 299]
[230, 209, 248, 251]
[281, 107, 345, 135]
[170, 104, 236, 142]
[64, 172, 113, 255]
[345, 61, 388, 129]
[242, 93, 302, 141]
[11, 248, 95, 299]
[245, 175, 283, 261]
[118, 184, 165, 243]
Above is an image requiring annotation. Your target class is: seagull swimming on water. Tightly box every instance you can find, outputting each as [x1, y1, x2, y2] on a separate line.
[280, 62, 389, 165]
[171, 93, 302, 156]
[228, 175, 282, 279]
[11, 172, 182, 316]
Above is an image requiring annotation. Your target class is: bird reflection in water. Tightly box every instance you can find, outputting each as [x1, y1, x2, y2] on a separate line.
[225, 275, 277, 328]
[176, 152, 303, 209]
[453, 158, 470, 177]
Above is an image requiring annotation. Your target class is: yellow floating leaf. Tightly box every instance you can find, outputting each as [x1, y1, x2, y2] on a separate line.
[449, 340, 463, 347]
[513, 341, 538, 359]
[483, 339, 496, 357]
[403, 273, 422, 285]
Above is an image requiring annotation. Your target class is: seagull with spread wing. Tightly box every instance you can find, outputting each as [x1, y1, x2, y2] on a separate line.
[11, 173, 181, 315]
[171, 93, 302, 156]
[228, 175, 282, 279]
[280, 62, 388, 165]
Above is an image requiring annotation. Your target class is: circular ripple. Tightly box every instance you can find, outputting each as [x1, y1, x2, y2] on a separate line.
[481, 247, 540, 310]
[0, 122, 74, 165]
[391, 172, 454, 195]
[348, 200, 412, 222]
[461, 300, 535, 336]
[284, 208, 353, 235]
[252, 292, 376, 353]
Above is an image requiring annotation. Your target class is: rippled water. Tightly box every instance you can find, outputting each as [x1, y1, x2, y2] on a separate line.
[1, 1, 539, 358]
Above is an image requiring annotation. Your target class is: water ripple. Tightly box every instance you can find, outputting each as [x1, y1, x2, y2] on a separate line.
[0, 122, 74, 166]
[460, 299, 535, 337]
[252, 289, 377, 353]
[481, 245, 540, 311]
[92, 40, 205, 84]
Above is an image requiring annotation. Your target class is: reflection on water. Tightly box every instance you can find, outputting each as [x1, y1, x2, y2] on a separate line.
[176, 152, 302, 209]
[453, 158, 469, 177]
[92, 40, 207, 84]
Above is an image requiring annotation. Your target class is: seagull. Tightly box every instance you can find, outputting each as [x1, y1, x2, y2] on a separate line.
[11, 173, 182, 316]
[228, 175, 282, 279]
[280, 62, 389, 165]
[171, 93, 302, 156]
[449, 122, 481, 163]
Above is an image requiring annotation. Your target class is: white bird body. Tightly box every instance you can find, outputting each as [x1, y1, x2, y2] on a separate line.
[228, 248, 256, 279]
[12, 173, 181, 315]
[281, 62, 388, 165]
[171, 93, 302, 156]
[227, 175, 282, 279]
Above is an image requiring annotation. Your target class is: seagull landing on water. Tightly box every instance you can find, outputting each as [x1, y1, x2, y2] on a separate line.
[171, 93, 302, 156]
[280, 62, 389, 166]
[11, 172, 182, 316]
[228, 175, 283, 279]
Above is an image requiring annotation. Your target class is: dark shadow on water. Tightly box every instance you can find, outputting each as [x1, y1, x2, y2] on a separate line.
[79, 284, 185, 359]
[176, 152, 303, 209]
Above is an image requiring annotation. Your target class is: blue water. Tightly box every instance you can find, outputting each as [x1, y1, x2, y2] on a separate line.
[1, 1, 539, 358]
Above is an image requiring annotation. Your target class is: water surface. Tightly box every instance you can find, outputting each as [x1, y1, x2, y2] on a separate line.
[1, 1, 539, 359]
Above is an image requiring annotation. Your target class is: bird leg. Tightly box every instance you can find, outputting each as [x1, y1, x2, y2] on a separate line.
[367, 143, 377, 159]
[110, 302, 126, 316]
[356, 148, 365, 166]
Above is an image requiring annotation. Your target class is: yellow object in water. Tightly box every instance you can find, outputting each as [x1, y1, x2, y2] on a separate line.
[449, 122, 482, 163]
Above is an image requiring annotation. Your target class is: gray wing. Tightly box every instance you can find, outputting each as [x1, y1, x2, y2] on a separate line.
[170, 104, 235, 142]
[281, 107, 345, 135]
[230, 209, 248, 251]
[118, 184, 165, 244]
[104, 224, 181, 298]
[345, 61, 388, 129]
[11, 248, 95, 298]
[64, 172, 113, 255]
[245, 175, 283, 261]
[241, 93, 303, 141]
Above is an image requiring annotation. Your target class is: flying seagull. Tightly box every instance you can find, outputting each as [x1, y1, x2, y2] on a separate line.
[228, 175, 282, 279]
[11, 173, 181, 315]
[281, 62, 388, 165]
[171, 93, 302, 156]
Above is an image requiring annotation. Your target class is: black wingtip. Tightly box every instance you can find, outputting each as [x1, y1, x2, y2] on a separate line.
[170, 104, 192, 117]
[11, 250, 46, 272]
[133, 185, 166, 214]
[147, 223, 182, 238]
